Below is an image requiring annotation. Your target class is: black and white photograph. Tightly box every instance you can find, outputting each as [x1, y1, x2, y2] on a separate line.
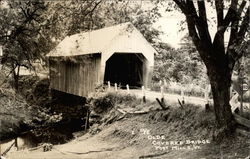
[0, 0, 249, 158]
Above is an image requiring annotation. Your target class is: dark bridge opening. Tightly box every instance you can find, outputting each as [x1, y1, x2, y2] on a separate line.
[104, 53, 146, 88]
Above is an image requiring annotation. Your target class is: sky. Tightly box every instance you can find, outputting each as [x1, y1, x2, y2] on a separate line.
[153, 11, 186, 48]
[153, 1, 232, 48]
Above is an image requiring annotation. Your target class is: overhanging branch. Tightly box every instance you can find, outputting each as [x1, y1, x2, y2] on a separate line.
[228, 0, 247, 52]
[215, 0, 224, 27]
[172, 0, 208, 60]
[213, 6, 238, 53]
[173, 0, 187, 14]
[237, 6, 250, 45]
[197, 0, 212, 45]
[228, 6, 249, 64]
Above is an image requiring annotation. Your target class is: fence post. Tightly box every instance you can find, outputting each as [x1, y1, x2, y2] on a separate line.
[85, 109, 90, 131]
[204, 89, 209, 111]
[107, 81, 111, 91]
[126, 84, 130, 93]
[114, 83, 118, 92]
[14, 138, 18, 150]
[181, 88, 185, 104]
[161, 85, 167, 106]
[204, 85, 211, 111]
[160, 85, 164, 101]
[142, 86, 146, 103]
[163, 79, 167, 87]
[159, 80, 162, 86]
[204, 86, 207, 101]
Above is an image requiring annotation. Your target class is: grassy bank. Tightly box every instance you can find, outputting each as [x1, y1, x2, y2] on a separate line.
[90, 93, 249, 158]
[5, 92, 250, 159]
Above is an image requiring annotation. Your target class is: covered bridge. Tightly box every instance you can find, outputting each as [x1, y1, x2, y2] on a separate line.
[47, 22, 156, 97]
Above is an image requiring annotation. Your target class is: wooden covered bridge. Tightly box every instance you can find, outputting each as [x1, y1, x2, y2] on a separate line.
[47, 22, 156, 97]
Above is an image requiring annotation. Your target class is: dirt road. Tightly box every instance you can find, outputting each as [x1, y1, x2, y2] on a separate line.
[113, 88, 210, 107]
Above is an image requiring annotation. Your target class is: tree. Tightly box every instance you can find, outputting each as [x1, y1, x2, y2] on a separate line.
[42, 0, 161, 43]
[69, 0, 162, 44]
[0, 0, 48, 90]
[152, 40, 207, 86]
[1, 0, 161, 90]
[172, 0, 249, 131]
[42, 0, 103, 40]
[0, 0, 104, 90]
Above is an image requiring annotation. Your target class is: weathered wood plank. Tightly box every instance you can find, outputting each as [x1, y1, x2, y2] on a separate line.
[49, 54, 101, 97]
[234, 113, 250, 128]
[236, 128, 250, 137]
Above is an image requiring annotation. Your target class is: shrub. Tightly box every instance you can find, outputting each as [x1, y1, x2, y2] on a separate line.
[92, 93, 115, 114]
[91, 92, 137, 114]
[0, 88, 33, 140]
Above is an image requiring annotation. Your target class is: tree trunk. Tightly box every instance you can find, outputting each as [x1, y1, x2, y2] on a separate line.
[207, 64, 235, 131]
[14, 74, 19, 91]
[13, 65, 20, 91]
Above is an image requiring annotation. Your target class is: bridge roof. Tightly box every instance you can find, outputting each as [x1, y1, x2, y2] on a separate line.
[47, 22, 156, 65]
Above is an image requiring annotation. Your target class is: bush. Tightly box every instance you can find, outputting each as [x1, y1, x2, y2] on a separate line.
[92, 94, 114, 114]
[151, 82, 161, 92]
[91, 92, 137, 114]
[0, 88, 33, 140]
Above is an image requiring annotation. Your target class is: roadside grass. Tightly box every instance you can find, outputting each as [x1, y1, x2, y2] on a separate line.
[145, 104, 216, 140]
[91, 92, 216, 139]
[151, 82, 206, 98]
[92, 93, 249, 158]
[92, 92, 249, 143]
[91, 92, 140, 114]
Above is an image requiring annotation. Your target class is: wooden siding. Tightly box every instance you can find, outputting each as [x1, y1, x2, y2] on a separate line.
[49, 54, 101, 97]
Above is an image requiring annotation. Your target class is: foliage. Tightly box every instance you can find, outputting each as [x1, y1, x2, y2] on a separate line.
[239, 40, 250, 86]
[0, 83, 62, 141]
[43, 0, 162, 44]
[170, 0, 250, 128]
[41, 1, 104, 40]
[95, 0, 162, 45]
[153, 40, 207, 85]
[91, 92, 137, 114]
[0, 1, 52, 90]
[0, 87, 31, 139]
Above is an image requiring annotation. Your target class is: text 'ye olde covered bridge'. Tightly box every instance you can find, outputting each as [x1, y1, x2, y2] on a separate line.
[47, 22, 156, 97]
